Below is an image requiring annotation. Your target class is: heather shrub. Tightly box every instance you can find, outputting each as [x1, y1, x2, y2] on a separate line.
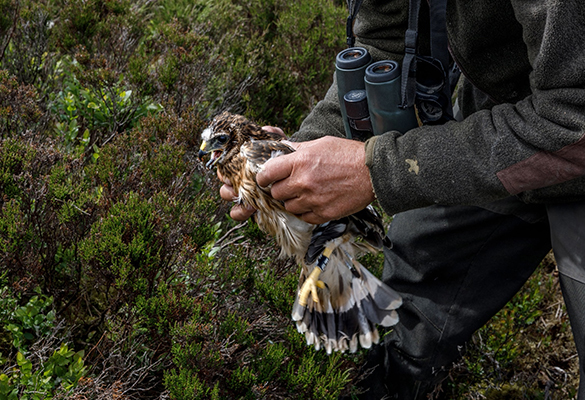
[0, 284, 86, 400]
[1, 3, 53, 88]
[0, 70, 42, 137]
[0, 0, 578, 398]
[0, 0, 19, 65]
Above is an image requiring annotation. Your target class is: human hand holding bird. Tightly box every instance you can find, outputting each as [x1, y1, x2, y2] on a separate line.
[199, 111, 401, 353]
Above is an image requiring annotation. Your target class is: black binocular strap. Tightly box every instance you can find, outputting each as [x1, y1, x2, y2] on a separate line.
[400, 0, 422, 110]
[400, 0, 453, 119]
[429, 0, 454, 118]
[346, 0, 365, 47]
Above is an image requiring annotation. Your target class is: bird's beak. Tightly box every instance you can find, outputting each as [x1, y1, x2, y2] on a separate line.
[198, 141, 208, 161]
[198, 140, 224, 169]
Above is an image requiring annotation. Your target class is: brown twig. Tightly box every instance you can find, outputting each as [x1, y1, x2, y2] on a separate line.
[0, 0, 20, 64]
[215, 220, 248, 246]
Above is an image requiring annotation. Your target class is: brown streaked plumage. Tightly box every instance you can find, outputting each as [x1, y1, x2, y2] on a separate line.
[199, 111, 402, 353]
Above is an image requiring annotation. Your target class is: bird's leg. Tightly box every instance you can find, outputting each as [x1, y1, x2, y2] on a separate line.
[298, 268, 325, 307]
[297, 247, 332, 307]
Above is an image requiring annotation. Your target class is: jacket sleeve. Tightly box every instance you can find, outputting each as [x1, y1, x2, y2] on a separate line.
[365, 0, 585, 215]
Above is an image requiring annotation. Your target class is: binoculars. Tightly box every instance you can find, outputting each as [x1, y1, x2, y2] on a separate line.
[337, 47, 447, 140]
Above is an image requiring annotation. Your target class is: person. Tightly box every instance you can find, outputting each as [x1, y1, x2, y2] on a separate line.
[219, 0, 585, 398]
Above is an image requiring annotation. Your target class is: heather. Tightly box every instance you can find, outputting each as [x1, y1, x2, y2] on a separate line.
[0, 1, 578, 398]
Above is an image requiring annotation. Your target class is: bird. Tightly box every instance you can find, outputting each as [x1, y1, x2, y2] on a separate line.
[198, 111, 402, 353]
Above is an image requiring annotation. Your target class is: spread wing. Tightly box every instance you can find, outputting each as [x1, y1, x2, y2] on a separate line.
[292, 205, 401, 354]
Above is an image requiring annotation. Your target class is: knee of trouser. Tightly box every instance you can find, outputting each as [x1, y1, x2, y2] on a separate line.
[384, 336, 454, 383]
[383, 305, 459, 382]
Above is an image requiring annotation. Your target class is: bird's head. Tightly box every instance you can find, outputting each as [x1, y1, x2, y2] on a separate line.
[198, 129, 231, 169]
[198, 112, 245, 168]
[198, 111, 271, 169]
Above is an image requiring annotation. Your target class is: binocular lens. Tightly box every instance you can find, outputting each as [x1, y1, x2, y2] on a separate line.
[336, 47, 371, 69]
[343, 50, 364, 60]
[373, 64, 394, 74]
[365, 60, 400, 83]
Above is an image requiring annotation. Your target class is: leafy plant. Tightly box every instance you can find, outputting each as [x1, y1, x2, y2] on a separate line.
[1, 292, 56, 351]
[50, 57, 162, 154]
[0, 286, 86, 400]
[0, 345, 85, 400]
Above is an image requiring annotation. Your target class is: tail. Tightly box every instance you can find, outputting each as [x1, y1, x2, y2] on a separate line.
[291, 246, 402, 354]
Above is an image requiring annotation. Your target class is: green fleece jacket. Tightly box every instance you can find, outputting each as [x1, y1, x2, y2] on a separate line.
[292, 0, 585, 216]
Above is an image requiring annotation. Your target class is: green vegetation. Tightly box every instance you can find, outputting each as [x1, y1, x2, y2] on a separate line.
[444, 256, 579, 399]
[0, 0, 578, 399]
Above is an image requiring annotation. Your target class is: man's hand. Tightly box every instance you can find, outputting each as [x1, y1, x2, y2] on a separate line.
[219, 178, 256, 221]
[219, 125, 285, 221]
[256, 136, 376, 225]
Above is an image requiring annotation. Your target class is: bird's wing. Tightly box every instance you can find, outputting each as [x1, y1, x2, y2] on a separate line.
[305, 205, 389, 265]
[304, 219, 349, 265]
[240, 139, 295, 174]
[293, 205, 401, 354]
[347, 205, 393, 250]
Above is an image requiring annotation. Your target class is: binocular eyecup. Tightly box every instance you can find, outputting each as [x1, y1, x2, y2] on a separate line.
[414, 55, 450, 124]
[336, 47, 451, 139]
[336, 48, 418, 139]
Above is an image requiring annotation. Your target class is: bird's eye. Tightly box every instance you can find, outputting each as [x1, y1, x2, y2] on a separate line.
[216, 135, 228, 144]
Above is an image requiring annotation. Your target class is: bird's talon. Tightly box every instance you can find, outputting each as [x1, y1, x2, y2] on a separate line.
[298, 267, 323, 307]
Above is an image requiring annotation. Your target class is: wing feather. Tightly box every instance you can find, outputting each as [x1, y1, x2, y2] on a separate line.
[241, 140, 295, 173]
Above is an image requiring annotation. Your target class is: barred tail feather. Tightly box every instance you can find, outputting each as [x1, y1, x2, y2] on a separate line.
[291, 249, 402, 353]
[358, 266, 402, 326]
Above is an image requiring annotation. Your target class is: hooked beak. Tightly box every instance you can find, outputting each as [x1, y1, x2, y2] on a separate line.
[198, 146, 208, 161]
[198, 140, 223, 169]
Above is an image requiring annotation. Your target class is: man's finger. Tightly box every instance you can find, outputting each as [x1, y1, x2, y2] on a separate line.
[219, 184, 237, 201]
[280, 196, 311, 216]
[299, 211, 328, 225]
[230, 204, 256, 221]
[262, 126, 286, 138]
[256, 154, 295, 188]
